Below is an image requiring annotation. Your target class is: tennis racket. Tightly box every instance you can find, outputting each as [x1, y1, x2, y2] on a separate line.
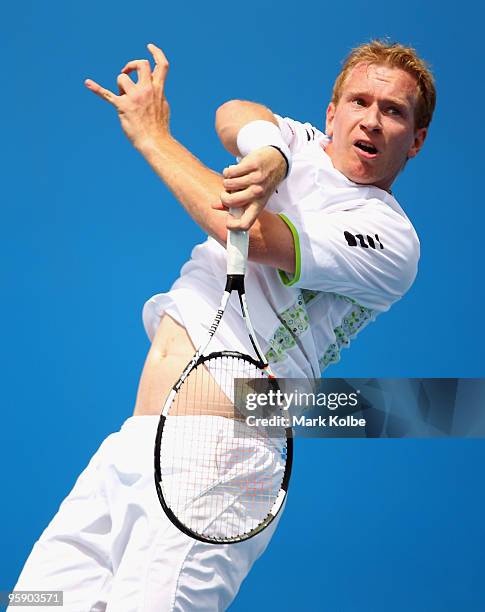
[154, 208, 293, 544]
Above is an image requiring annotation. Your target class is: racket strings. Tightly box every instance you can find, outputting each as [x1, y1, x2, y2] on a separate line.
[158, 354, 287, 541]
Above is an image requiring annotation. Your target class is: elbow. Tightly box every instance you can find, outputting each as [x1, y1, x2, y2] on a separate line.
[215, 100, 246, 154]
[215, 100, 246, 132]
[215, 99, 278, 158]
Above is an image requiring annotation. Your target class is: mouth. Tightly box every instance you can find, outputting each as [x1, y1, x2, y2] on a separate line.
[353, 140, 379, 159]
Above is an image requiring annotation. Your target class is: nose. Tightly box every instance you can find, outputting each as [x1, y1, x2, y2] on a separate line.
[360, 105, 382, 132]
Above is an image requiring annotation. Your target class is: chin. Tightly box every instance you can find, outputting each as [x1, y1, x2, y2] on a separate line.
[347, 168, 379, 186]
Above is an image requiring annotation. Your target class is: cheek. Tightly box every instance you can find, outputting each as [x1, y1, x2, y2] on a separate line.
[390, 126, 415, 151]
[331, 114, 351, 146]
[388, 136, 415, 169]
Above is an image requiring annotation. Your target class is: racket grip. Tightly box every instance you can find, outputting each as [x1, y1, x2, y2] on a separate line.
[227, 208, 249, 275]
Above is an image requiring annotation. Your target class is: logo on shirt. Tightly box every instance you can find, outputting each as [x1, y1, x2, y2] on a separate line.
[344, 232, 384, 250]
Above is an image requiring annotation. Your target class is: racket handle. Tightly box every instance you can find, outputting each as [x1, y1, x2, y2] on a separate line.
[227, 208, 249, 275]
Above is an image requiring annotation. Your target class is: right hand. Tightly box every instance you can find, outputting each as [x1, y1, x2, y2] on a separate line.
[84, 43, 171, 152]
[215, 146, 288, 231]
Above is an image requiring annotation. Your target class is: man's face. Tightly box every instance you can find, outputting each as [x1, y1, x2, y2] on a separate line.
[325, 63, 427, 191]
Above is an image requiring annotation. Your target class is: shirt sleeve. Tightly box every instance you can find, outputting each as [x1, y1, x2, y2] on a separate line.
[275, 115, 324, 154]
[277, 200, 420, 312]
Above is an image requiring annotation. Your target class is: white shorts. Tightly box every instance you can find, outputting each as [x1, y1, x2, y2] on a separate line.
[10, 416, 283, 612]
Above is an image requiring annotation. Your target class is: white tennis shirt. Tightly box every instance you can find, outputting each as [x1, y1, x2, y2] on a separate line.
[143, 116, 420, 378]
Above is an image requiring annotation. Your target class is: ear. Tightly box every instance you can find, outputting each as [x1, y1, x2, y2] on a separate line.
[325, 102, 336, 137]
[407, 127, 427, 159]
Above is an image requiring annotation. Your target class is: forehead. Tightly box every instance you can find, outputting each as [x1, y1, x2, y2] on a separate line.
[342, 62, 418, 106]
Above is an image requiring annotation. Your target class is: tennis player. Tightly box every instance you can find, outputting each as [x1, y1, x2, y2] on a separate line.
[10, 40, 435, 611]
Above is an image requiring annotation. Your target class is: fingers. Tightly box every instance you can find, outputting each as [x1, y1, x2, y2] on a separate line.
[220, 185, 264, 208]
[223, 159, 260, 179]
[210, 198, 252, 228]
[222, 171, 263, 193]
[117, 72, 135, 95]
[120, 59, 152, 85]
[84, 78, 120, 106]
[226, 202, 262, 231]
[147, 43, 169, 90]
[221, 186, 265, 231]
[220, 154, 271, 230]
[86, 44, 168, 106]
[211, 200, 227, 211]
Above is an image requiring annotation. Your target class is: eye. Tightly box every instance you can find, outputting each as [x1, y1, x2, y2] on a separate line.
[352, 98, 366, 107]
[387, 106, 402, 116]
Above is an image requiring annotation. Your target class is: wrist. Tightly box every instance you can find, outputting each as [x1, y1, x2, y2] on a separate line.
[268, 145, 290, 178]
[135, 131, 174, 157]
[236, 120, 292, 178]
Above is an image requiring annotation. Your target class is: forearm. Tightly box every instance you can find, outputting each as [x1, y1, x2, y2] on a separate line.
[85, 45, 294, 272]
[138, 134, 295, 273]
[215, 100, 278, 156]
[139, 134, 227, 241]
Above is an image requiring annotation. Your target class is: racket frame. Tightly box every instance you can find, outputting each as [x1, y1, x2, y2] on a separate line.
[154, 214, 293, 544]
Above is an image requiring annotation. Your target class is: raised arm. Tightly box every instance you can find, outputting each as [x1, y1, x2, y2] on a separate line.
[84, 44, 295, 273]
[215, 100, 279, 156]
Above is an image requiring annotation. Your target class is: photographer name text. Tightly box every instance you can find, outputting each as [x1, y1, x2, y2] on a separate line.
[246, 414, 366, 428]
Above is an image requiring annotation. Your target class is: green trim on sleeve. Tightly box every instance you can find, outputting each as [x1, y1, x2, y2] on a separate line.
[277, 213, 302, 286]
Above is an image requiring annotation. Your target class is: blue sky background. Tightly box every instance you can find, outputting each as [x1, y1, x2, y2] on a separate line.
[2, 0, 485, 610]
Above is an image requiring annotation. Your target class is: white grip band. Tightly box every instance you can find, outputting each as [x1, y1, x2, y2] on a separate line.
[227, 208, 248, 275]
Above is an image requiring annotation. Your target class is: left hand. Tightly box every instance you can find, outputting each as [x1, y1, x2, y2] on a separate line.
[214, 146, 288, 231]
[84, 43, 171, 151]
